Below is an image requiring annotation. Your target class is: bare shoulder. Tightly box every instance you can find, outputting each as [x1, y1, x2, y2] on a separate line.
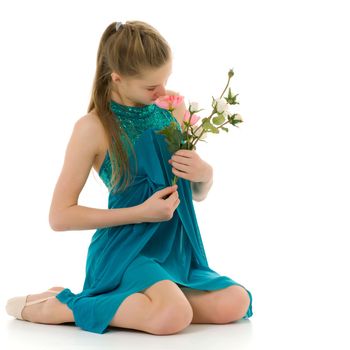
[77, 109, 102, 133]
[75, 109, 108, 152]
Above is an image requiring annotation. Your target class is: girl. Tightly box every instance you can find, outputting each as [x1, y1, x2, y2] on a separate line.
[5, 20, 253, 335]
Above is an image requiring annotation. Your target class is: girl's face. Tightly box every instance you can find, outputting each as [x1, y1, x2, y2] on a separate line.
[111, 59, 173, 107]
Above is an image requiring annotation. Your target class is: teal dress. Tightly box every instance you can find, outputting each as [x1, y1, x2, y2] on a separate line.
[55, 100, 253, 334]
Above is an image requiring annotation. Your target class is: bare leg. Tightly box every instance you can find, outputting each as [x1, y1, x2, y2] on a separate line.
[108, 292, 156, 333]
[181, 285, 251, 324]
[110, 285, 193, 335]
[22, 287, 157, 334]
[22, 285, 192, 335]
[22, 287, 74, 324]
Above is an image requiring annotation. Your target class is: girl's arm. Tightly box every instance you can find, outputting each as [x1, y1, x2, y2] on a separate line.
[49, 114, 143, 231]
[51, 205, 144, 231]
[190, 166, 213, 202]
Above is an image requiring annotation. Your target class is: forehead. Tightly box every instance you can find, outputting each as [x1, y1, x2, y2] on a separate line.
[138, 60, 173, 85]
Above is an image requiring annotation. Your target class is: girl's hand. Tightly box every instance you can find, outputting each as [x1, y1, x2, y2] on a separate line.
[168, 149, 213, 183]
[139, 185, 180, 222]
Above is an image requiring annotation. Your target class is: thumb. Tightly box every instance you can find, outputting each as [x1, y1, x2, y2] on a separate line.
[155, 185, 178, 198]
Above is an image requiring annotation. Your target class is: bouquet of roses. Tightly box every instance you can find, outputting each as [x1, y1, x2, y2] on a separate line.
[154, 68, 243, 186]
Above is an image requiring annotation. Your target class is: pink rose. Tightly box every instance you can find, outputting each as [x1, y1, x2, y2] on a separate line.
[154, 95, 184, 110]
[183, 110, 201, 125]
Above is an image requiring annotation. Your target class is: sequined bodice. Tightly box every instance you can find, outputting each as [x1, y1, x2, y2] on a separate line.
[98, 100, 181, 189]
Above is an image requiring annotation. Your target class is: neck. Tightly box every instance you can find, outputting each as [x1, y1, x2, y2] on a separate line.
[110, 90, 144, 107]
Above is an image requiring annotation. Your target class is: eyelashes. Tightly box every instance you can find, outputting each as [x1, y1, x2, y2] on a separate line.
[146, 77, 169, 92]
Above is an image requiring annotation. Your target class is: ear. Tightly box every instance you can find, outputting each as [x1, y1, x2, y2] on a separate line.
[111, 72, 122, 83]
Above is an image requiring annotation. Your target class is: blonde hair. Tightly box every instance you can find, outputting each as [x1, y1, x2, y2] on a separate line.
[87, 21, 172, 194]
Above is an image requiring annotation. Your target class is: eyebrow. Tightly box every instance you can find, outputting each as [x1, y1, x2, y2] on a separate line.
[146, 72, 173, 88]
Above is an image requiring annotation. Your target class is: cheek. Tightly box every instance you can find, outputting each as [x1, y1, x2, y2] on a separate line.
[140, 91, 153, 101]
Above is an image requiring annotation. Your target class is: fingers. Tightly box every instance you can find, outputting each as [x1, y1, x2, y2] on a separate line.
[159, 185, 178, 199]
[166, 189, 180, 207]
[173, 197, 180, 210]
[159, 186, 180, 210]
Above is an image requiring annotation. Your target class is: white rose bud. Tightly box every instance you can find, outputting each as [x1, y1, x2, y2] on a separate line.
[189, 101, 200, 113]
[235, 113, 243, 121]
[222, 105, 233, 118]
[215, 98, 230, 114]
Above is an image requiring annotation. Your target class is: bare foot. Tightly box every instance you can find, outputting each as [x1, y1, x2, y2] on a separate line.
[21, 287, 65, 323]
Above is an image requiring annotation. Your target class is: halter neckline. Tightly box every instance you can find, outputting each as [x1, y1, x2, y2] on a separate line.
[110, 99, 156, 110]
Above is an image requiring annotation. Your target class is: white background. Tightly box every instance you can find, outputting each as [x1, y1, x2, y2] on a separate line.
[1, 0, 349, 349]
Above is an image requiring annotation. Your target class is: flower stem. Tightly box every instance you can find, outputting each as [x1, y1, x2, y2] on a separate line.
[219, 74, 232, 99]
[192, 109, 216, 136]
[172, 175, 178, 185]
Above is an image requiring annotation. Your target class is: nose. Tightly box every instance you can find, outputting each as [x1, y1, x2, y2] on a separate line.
[154, 85, 166, 98]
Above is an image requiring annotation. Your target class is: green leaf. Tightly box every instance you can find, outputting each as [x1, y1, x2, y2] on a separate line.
[202, 119, 219, 133]
[155, 121, 184, 154]
[212, 114, 225, 125]
[227, 116, 243, 127]
[225, 90, 240, 105]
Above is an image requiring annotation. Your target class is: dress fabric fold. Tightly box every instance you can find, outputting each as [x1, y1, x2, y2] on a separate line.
[55, 100, 253, 334]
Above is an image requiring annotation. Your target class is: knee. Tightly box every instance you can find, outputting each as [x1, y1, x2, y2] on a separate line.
[213, 286, 251, 324]
[148, 301, 193, 335]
